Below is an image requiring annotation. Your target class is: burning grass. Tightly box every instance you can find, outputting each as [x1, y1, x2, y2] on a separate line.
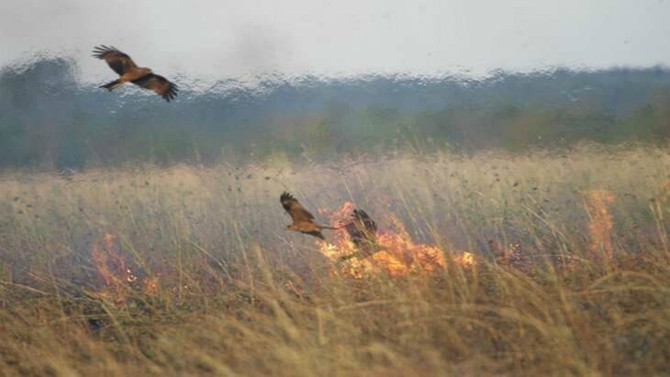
[1, 144, 670, 376]
[318, 201, 475, 278]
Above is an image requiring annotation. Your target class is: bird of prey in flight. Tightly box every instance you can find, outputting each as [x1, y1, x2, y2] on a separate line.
[93, 45, 178, 102]
[339, 209, 379, 261]
[280, 192, 336, 240]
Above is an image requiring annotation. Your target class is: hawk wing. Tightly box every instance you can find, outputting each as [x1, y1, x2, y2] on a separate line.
[131, 74, 179, 102]
[345, 209, 377, 245]
[280, 192, 315, 223]
[92, 45, 138, 76]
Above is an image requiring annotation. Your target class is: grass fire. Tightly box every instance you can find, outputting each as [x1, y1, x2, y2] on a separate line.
[1, 145, 670, 376]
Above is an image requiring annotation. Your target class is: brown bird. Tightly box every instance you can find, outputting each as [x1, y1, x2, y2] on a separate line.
[344, 209, 377, 248]
[280, 192, 336, 240]
[92, 45, 178, 102]
[339, 209, 379, 261]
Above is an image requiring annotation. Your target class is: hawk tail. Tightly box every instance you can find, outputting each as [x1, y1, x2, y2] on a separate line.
[100, 79, 123, 91]
[307, 231, 326, 240]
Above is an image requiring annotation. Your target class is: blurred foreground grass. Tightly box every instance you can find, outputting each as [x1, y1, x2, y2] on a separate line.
[1, 144, 670, 376]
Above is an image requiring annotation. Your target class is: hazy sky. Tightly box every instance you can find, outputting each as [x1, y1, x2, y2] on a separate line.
[1, 0, 669, 82]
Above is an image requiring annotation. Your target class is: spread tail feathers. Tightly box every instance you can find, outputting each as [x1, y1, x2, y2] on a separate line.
[305, 231, 326, 240]
[100, 79, 123, 91]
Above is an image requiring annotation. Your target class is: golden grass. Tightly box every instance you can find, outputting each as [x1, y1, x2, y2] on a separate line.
[1, 144, 670, 376]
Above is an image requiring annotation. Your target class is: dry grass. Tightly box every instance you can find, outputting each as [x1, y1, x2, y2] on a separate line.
[1, 144, 670, 376]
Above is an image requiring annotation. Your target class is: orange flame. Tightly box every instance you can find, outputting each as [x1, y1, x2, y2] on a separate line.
[319, 202, 474, 278]
[142, 276, 160, 296]
[90, 233, 158, 305]
[451, 251, 476, 267]
[90, 234, 129, 305]
[581, 190, 616, 260]
[90, 234, 130, 286]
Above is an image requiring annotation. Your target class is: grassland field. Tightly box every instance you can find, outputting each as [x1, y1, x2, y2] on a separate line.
[1, 143, 670, 376]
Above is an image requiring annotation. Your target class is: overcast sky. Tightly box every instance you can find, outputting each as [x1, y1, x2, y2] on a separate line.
[1, 0, 669, 83]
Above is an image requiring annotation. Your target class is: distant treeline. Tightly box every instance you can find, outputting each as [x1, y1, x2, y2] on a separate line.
[1, 57, 669, 169]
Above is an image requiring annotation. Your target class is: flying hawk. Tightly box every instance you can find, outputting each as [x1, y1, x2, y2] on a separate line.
[339, 209, 379, 261]
[93, 45, 178, 102]
[280, 192, 335, 240]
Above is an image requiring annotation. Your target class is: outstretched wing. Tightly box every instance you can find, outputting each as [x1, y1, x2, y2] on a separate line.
[345, 209, 377, 246]
[92, 45, 137, 76]
[280, 192, 315, 223]
[131, 74, 179, 102]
